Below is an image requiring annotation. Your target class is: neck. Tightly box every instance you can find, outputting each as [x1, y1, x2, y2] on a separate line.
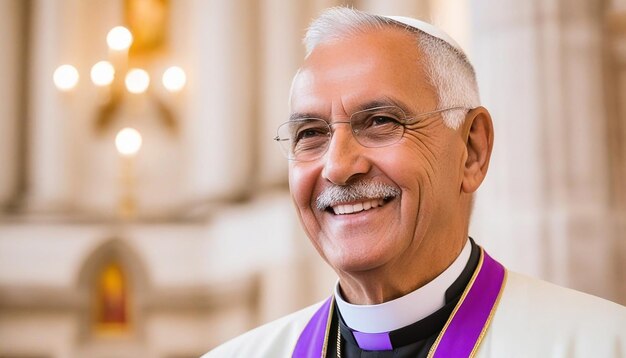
[337, 234, 468, 305]
[334, 239, 473, 333]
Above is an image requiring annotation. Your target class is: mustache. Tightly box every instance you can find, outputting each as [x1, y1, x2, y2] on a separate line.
[315, 180, 401, 210]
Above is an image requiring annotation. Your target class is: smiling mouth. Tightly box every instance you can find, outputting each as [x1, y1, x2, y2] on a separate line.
[327, 197, 393, 215]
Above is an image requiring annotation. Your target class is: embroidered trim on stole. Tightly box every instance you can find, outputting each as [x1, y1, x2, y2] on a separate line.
[428, 249, 507, 357]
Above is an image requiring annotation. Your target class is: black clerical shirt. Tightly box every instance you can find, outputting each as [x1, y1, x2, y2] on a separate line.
[325, 239, 480, 358]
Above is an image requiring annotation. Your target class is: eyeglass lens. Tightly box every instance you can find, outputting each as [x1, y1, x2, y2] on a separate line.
[276, 106, 407, 161]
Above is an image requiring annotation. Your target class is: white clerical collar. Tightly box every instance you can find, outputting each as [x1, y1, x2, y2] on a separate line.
[334, 239, 472, 333]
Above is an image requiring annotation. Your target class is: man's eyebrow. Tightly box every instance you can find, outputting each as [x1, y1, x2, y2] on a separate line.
[288, 97, 413, 121]
[353, 97, 413, 115]
[289, 112, 322, 121]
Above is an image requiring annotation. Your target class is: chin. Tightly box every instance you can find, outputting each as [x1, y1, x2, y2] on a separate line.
[326, 250, 390, 274]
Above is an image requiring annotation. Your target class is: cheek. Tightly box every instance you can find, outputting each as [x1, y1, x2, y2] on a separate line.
[380, 142, 440, 218]
[289, 164, 318, 211]
[398, 131, 465, 196]
[381, 144, 433, 192]
[289, 165, 324, 245]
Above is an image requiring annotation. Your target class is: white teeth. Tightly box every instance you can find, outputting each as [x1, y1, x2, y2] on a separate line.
[330, 198, 386, 215]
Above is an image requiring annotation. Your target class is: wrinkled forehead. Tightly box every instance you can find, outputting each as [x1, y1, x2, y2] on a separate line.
[290, 29, 437, 117]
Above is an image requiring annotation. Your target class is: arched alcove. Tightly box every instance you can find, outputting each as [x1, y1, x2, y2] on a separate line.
[75, 238, 151, 346]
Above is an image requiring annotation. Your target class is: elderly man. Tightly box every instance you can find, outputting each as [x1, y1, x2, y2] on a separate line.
[205, 7, 626, 358]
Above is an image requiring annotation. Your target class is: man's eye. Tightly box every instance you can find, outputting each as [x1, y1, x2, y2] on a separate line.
[371, 115, 398, 126]
[360, 114, 402, 129]
[295, 127, 326, 141]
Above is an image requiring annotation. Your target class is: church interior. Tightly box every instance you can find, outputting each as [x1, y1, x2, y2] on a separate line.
[0, 0, 624, 357]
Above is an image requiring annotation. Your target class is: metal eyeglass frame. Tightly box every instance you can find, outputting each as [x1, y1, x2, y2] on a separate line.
[273, 105, 470, 162]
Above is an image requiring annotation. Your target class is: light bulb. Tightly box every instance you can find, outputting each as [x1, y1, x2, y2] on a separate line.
[90, 61, 115, 86]
[115, 127, 142, 156]
[107, 26, 133, 51]
[125, 68, 150, 94]
[162, 66, 186, 92]
[53, 64, 79, 91]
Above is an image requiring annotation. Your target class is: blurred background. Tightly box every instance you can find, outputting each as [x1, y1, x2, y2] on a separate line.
[0, 0, 624, 357]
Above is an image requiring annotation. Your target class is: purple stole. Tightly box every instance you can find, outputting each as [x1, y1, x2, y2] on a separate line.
[292, 248, 507, 358]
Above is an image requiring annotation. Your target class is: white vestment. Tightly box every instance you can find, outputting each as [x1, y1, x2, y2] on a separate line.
[203, 271, 626, 357]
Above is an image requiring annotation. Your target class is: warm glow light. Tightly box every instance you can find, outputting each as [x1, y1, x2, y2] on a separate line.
[107, 26, 133, 51]
[125, 69, 150, 94]
[162, 66, 186, 92]
[53, 64, 79, 91]
[90, 61, 115, 86]
[115, 128, 142, 156]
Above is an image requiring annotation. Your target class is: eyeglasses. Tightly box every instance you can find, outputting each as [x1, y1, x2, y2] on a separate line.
[274, 106, 468, 162]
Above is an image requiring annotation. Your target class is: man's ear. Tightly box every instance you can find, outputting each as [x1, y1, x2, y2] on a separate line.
[461, 106, 494, 193]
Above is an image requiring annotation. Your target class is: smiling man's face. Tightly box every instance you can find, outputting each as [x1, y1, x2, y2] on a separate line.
[288, 28, 469, 281]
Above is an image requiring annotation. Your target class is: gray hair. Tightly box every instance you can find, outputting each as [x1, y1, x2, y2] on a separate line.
[302, 7, 480, 130]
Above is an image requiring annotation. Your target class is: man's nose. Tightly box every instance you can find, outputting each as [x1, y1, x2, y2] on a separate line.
[321, 124, 371, 185]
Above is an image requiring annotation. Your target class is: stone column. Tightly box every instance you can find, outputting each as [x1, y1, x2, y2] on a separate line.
[255, 0, 306, 187]
[26, 0, 71, 212]
[605, 0, 626, 304]
[182, 0, 258, 203]
[0, 0, 22, 208]
[550, 0, 615, 300]
[468, 0, 549, 278]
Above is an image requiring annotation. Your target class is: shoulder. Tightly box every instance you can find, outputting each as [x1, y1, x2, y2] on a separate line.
[477, 270, 626, 357]
[502, 271, 626, 324]
[201, 299, 327, 358]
